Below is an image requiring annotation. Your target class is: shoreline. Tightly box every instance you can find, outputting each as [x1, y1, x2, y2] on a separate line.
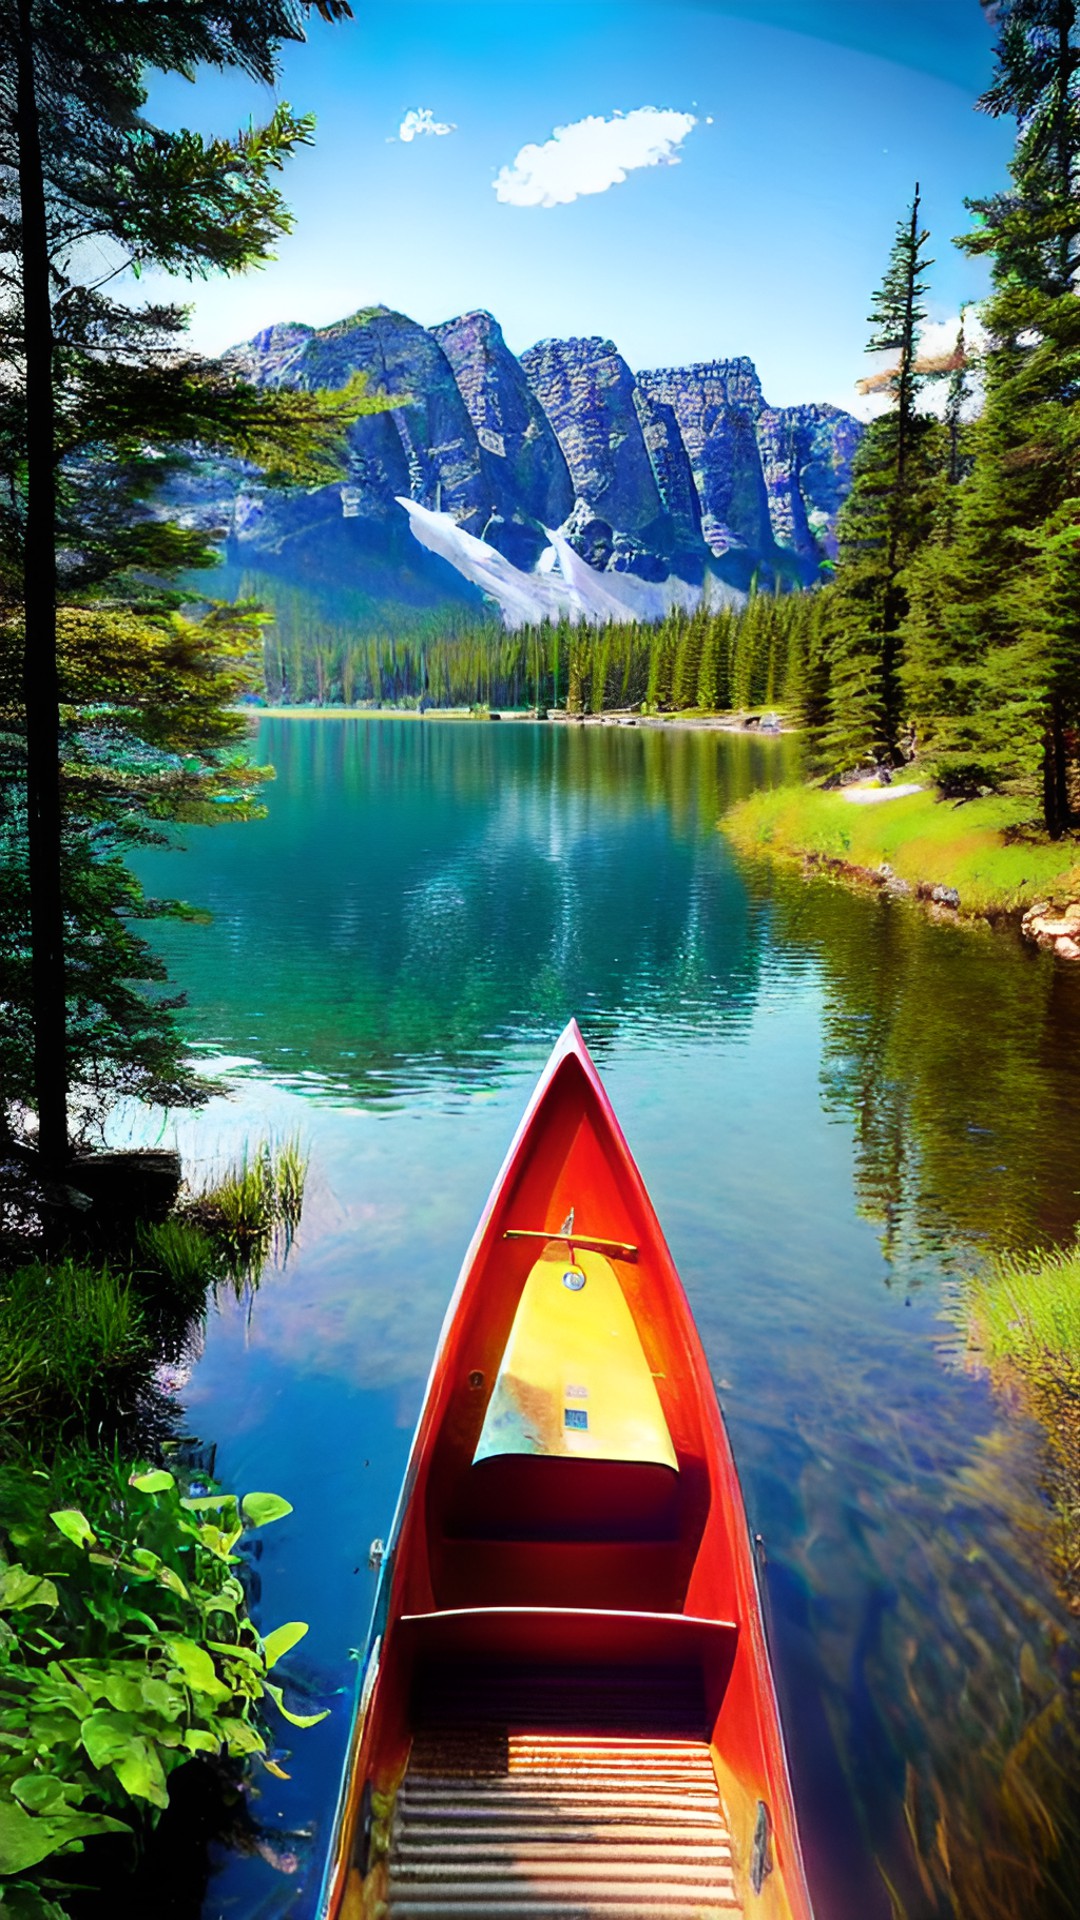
[249, 704, 795, 734]
[722, 780, 1080, 958]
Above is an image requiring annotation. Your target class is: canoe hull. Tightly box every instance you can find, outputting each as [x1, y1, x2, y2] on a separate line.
[317, 1021, 813, 1920]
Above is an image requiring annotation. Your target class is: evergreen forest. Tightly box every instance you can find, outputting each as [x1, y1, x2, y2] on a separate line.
[245, 0, 1080, 850]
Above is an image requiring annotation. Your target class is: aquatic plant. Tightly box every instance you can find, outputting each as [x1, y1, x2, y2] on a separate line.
[0, 1450, 324, 1912]
[187, 1135, 308, 1289]
[136, 1219, 221, 1307]
[963, 1240, 1080, 1609]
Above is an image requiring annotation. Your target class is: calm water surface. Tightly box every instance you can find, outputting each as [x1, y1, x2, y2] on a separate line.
[124, 718, 1080, 1920]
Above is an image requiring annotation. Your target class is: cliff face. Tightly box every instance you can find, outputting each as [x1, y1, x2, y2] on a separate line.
[432, 311, 573, 543]
[197, 303, 863, 618]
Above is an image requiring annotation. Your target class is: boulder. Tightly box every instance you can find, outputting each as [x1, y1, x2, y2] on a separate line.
[1021, 900, 1080, 957]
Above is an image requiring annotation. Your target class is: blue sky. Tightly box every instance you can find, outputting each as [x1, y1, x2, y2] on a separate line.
[139, 1, 1013, 414]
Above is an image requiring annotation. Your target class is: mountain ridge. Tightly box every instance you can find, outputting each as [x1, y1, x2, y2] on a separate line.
[192, 302, 864, 629]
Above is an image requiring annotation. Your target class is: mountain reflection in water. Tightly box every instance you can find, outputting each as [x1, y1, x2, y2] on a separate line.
[125, 718, 1080, 1920]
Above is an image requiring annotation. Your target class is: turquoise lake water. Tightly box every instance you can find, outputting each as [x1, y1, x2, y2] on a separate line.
[124, 716, 1080, 1920]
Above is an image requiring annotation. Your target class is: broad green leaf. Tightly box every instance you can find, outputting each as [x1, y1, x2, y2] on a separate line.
[203, 1591, 239, 1617]
[140, 1676, 184, 1719]
[0, 1566, 59, 1612]
[0, 1882, 70, 1919]
[261, 1621, 308, 1670]
[113, 1736, 168, 1809]
[130, 1548, 162, 1573]
[11, 1775, 81, 1815]
[182, 1727, 221, 1755]
[81, 1708, 138, 1770]
[241, 1492, 293, 1529]
[165, 1638, 229, 1698]
[197, 1524, 241, 1561]
[98, 1672, 144, 1714]
[222, 1719, 266, 1756]
[0, 1799, 125, 1874]
[49, 1510, 95, 1551]
[264, 1681, 329, 1728]
[207, 1639, 262, 1669]
[180, 1494, 233, 1512]
[155, 1564, 189, 1601]
[128, 1470, 175, 1494]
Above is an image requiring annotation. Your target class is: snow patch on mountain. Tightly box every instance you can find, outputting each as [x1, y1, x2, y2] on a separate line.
[398, 499, 742, 629]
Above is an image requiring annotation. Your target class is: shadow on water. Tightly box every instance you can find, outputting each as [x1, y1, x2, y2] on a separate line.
[124, 722, 1080, 1920]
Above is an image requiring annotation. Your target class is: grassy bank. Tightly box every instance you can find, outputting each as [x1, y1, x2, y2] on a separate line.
[722, 782, 1080, 918]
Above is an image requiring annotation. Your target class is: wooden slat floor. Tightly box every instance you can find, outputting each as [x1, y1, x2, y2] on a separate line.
[386, 1666, 742, 1919]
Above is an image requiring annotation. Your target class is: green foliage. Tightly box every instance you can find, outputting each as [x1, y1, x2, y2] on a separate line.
[722, 780, 1080, 915]
[247, 580, 826, 723]
[822, 188, 938, 772]
[0, 1451, 319, 1904]
[902, 2, 1080, 835]
[964, 1238, 1080, 1377]
[0, 597, 283, 1126]
[0, 1263, 146, 1443]
[135, 1222, 220, 1306]
[187, 1136, 309, 1287]
[0, 0, 372, 1153]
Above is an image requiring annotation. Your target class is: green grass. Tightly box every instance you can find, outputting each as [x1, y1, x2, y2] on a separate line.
[137, 1218, 221, 1303]
[964, 1241, 1080, 1380]
[722, 783, 1080, 916]
[0, 1259, 147, 1438]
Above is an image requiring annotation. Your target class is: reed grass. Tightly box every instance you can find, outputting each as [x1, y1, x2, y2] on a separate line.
[137, 1217, 221, 1302]
[188, 1133, 309, 1289]
[0, 1258, 147, 1438]
[965, 1242, 1080, 1376]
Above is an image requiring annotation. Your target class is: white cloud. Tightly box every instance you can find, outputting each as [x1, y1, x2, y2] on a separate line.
[837, 312, 990, 422]
[396, 108, 456, 144]
[493, 106, 698, 209]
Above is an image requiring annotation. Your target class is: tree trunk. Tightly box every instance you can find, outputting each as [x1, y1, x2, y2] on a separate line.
[1043, 707, 1070, 839]
[16, 0, 69, 1167]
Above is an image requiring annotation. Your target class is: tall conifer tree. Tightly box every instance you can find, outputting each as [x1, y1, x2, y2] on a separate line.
[903, 0, 1080, 832]
[823, 189, 936, 772]
[0, 0, 360, 1164]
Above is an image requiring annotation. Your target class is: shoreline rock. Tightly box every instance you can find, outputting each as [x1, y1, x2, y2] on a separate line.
[1021, 900, 1080, 961]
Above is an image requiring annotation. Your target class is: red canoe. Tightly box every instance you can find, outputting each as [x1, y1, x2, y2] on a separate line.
[317, 1020, 813, 1920]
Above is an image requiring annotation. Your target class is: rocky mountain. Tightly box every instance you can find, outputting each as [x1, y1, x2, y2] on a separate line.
[189, 304, 863, 628]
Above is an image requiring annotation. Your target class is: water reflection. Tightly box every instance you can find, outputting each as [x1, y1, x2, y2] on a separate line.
[134, 720, 795, 1102]
[124, 721, 1080, 1920]
[745, 868, 1080, 1259]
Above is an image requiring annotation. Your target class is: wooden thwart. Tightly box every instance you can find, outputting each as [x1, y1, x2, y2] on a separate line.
[504, 1229, 638, 1260]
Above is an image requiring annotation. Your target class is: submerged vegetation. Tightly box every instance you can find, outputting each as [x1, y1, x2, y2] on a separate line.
[963, 1238, 1080, 1610]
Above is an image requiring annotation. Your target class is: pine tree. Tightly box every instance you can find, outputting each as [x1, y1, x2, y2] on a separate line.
[822, 188, 937, 773]
[0, 0, 359, 1163]
[902, 0, 1080, 830]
